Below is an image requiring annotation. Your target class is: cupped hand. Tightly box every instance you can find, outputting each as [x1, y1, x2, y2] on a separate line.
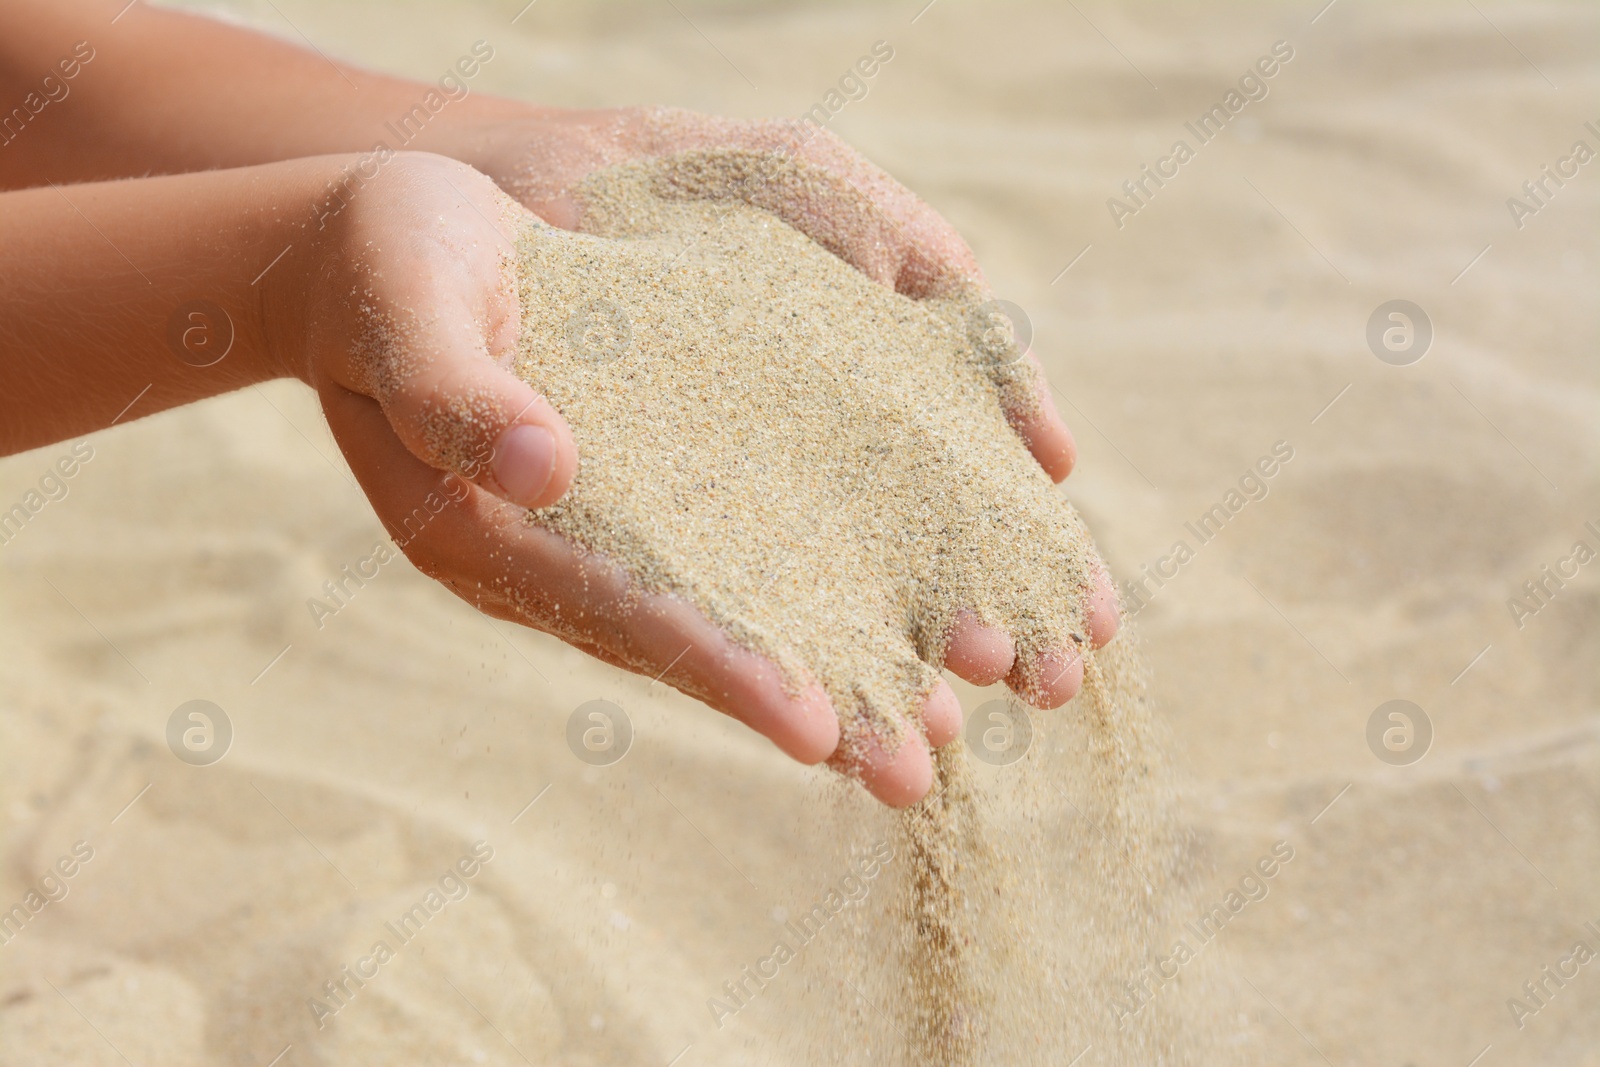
[302, 127, 1116, 807]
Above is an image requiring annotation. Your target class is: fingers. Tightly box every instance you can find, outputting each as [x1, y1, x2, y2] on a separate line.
[920, 679, 962, 748]
[1012, 353, 1078, 483]
[1002, 566, 1119, 709]
[776, 124, 984, 300]
[1008, 644, 1085, 710]
[650, 132, 977, 300]
[942, 610, 1015, 686]
[621, 593, 840, 766]
[512, 107, 985, 298]
[638, 603, 963, 806]
[371, 349, 577, 509]
[569, 591, 942, 802]
[942, 567, 1121, 711]
[832, 722, 934, 809]
[1006, 576, 1118, 708]
[549, 108, 981, 299]
[1086, 568, 1121, 649]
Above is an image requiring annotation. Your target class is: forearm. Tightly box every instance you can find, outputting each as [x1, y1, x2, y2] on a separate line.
[0, 0, 533, 190]
[0, 158, 344, 455]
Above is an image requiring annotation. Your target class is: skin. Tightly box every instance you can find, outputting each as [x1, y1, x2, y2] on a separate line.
[0, 0, 1117, 807]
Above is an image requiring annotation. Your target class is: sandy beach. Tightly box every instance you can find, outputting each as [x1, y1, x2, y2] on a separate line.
[2, 1, 1596, 1064]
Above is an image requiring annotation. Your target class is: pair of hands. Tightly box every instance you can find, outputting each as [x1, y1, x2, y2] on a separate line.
[295, 106, 1117, 806]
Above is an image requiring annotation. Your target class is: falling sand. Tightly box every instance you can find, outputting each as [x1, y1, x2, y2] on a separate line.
[512, 151, 1229, 1064]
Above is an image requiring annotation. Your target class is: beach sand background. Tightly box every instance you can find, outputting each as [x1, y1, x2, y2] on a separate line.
[1, 0, 1596, 1063]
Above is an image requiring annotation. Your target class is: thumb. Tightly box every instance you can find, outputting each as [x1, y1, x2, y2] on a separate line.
[320, 153, 577, 509]
[358, 303, 577, 509]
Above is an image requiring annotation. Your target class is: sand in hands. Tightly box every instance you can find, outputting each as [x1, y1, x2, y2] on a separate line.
[512, 151, 1217, 1064]
[514, 150, 1099, 758]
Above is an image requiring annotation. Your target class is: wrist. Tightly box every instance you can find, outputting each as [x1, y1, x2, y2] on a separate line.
[255, 150, 525, 388]
[159, 154, 400, 389]
[254, 154, 394, 386]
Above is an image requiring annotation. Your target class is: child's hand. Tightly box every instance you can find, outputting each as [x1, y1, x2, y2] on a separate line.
[306, 143, 1117, 807]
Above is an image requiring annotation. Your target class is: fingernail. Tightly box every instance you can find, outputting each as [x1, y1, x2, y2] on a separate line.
[490, 424, 556, 506]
